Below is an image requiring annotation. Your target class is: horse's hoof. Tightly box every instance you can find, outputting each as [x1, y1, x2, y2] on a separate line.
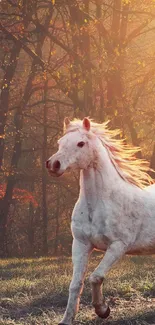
[95, 305, 110, 319]
[102, 306, 110, 319]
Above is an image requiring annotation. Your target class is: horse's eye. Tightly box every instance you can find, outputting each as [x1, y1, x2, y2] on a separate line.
[77, 141, 85, 148]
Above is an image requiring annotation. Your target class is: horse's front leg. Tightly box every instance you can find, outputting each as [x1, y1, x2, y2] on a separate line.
[59, 238, 92, 325]
[89, 240, 126, 319]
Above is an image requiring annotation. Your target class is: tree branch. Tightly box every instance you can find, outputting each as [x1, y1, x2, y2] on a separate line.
[0, 22, 45, 70]
[32, 20, 95, 70]
[125, 19, 153, 46]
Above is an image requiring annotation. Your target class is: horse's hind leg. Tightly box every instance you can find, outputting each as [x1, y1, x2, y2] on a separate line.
[89, 241, 126, 318]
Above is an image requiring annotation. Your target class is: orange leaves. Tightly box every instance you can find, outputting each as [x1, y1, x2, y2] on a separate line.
[0, 184, 38, 207]
[0, 134, 5, 139]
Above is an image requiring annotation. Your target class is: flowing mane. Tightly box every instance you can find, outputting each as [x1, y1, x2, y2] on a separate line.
[64, 119, 153, 188]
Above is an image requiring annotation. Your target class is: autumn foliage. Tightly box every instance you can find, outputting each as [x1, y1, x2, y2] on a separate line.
[0, 0, 155, 257]
[0, 184, 38, 207]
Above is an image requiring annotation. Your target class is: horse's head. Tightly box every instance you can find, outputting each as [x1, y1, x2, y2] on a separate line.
[46, 117, 96, 177]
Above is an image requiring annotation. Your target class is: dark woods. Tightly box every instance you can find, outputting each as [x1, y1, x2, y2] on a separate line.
[0, 0, 155, 257]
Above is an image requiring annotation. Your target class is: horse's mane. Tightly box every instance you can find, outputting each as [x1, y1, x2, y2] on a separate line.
[64, 119, 153, 188]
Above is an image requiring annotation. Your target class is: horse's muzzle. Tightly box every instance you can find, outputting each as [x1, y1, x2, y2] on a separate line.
[46, 159, 63, 177]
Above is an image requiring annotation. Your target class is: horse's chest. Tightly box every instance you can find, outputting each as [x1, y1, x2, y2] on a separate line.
[71, 204, 110, 250]
[72, 218, 109, 250]
[90, 226, 110, 250]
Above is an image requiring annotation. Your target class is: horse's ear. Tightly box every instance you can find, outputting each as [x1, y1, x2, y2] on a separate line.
[64, 117, 70, 129]
[83, 117, 90, 131]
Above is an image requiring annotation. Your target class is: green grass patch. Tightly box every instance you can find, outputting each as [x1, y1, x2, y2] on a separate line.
[0, 254, 155, 324]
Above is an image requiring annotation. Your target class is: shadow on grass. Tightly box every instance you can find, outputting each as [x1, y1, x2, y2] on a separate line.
[0, 257, 70, 280]
[91, 310, 155, 325]
[0, 292, 68, 320]
[1, 299, 155, 325]
[1, 291, 155, 324]
[1, 255, 155, 281]
[0, 257, 69, 269]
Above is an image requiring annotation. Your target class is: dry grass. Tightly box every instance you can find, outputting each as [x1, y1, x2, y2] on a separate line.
[0, 253, 155, 325]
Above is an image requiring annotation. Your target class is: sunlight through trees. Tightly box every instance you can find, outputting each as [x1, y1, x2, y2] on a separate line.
[0, 0, 155, 257]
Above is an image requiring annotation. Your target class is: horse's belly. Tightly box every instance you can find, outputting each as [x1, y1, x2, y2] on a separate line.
[91, 238, 108, 251]
[127, 247, 155, 255]
[127, 239, 155, 255]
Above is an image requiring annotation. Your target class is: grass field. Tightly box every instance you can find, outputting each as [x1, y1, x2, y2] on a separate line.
[0, 253, 155, 325]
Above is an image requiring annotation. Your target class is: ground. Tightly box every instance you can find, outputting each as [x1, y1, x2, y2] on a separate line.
[0, 254, 155, 325]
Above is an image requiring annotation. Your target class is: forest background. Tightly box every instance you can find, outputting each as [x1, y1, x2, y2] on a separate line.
[0, 0, 155, 258]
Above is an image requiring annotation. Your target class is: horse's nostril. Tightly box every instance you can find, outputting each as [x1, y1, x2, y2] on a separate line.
[46, 159, 50, 169]
[53, 160, 61, 171]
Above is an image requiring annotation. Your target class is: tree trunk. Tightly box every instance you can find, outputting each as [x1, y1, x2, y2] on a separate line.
[27, 181, 35, 257]
[0, 11, 53, 257]
[82, 0, 93, 117]
[42, 80, 48, 256]
[0, 101, 24, 257]
[54, 185, 60, 255]
[0, 44, 21, 169]
[96, 0, 105, 122]
[69, 0, 93, 117]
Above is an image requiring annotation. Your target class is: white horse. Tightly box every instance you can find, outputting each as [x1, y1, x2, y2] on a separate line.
[46, 117, 155, 325]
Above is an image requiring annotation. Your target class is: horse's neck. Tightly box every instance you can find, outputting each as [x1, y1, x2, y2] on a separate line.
[80, 145, 123, 208]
